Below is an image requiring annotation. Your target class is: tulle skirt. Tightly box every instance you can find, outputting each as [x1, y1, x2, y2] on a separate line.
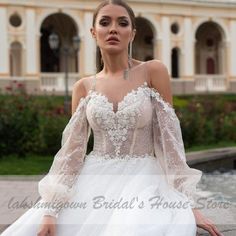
[1, 153, 197, 236]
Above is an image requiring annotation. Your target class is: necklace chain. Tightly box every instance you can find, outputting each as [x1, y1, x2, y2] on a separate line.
[123, 58, 133, 80]
[95, 59, 133, 82]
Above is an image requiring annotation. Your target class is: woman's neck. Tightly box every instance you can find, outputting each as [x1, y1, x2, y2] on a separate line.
[101, 52, 130, 76]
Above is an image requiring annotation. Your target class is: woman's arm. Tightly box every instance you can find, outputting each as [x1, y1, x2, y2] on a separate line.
[71, 78, 87, 115]
[38, 78, 90, 218]
[148, 60, 173, 106]
[147, 59, 223, 236]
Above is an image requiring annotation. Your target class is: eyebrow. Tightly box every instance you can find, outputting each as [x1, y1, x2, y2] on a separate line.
[100, 15, 129, 20]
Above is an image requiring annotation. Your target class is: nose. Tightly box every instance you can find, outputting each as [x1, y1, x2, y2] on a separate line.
[110, 29, 117, 35]
[109, 22, 117, 34]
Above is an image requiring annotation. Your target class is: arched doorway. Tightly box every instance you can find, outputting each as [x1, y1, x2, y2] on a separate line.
[171, 47, 180, 78]
[10, 42, 23, 77]
[133, 17, 154, 61]
[207, 57, 215, 74]
[40, 13, 79, 73]
[195, 22, 225, 75]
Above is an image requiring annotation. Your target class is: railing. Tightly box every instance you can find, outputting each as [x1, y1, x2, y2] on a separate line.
[194, 75, 227, 92]
[40, 73, 80, 92]
[0, 74, 228, 94]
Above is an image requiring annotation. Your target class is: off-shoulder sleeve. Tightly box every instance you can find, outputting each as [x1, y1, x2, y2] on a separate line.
[38, 97, 91, 218]
[150, 88, 202, 208]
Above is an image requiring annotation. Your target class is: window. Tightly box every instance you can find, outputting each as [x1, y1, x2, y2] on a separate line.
[171, 22, 179, 34]
[9, 13, 22, 27]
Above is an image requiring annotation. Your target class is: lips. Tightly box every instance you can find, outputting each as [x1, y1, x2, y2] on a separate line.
[107, 36, 119, 42]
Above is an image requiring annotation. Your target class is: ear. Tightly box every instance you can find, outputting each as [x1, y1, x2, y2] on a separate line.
[90, 27, 96, 39]
[130, 29, 136, 42]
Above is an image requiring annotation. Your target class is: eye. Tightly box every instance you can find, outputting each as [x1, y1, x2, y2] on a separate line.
[119, 21, 129, 27]
[99, 19, 109, 26]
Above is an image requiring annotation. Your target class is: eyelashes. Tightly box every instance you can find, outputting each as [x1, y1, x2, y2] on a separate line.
[99, 20, 129, 27]
[120, 22, 129, 27]
[99, 20, 109, 26]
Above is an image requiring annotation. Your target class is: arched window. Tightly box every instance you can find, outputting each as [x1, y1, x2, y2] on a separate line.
[195, 21, 225, 74]
[207, 57, 215, 74]
[10, 42, 23, 77]
[133, 17, 154, 61]
[40, 13, 79, 73]
[171, 47, 180, 78]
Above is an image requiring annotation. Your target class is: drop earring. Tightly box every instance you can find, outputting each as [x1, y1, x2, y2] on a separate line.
[129, 40, 132, 61]
[123, 41, 133, 80]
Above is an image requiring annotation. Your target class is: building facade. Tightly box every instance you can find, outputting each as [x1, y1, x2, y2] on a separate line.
[0, 0, 236, 94]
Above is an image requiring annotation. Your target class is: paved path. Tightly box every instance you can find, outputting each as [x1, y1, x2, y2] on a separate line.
[0, 178, 40, 234]
[0, 178, 235, 235]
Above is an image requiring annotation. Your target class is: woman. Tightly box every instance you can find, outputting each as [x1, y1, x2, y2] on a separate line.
[2, 0, 223, 235]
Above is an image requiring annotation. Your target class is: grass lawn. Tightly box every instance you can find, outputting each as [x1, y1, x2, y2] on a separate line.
[0, 155, 53, 175]
[1, 141, 236, 175]
[186, 141, 236, 152]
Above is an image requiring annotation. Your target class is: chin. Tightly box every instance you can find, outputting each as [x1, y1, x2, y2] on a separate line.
[105, 47, 123, 54]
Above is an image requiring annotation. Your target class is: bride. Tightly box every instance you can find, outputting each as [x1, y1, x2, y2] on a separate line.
[2, 0, 223, 235]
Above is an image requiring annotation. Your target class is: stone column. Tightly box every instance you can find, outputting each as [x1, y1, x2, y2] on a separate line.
[230, 20, 236, 79]
[183, 17, 194, 79]
[161, 16, 171, 72]
[26, 8, 37, 76]
[83, 12, 96, 76]
[153, 37, 161, 60]
[0, 7, 9, 76]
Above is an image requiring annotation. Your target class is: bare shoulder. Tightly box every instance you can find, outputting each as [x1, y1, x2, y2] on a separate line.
[146, 59, 173, 106]
[73, 78, 86, 97]
[146, 59, 168, 73]
[145, 59, 169, 85]
[71, 76, 93, 114]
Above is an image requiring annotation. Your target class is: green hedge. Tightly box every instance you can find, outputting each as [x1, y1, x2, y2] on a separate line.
[174, 94, 236, 147]
[0, 87, 236, 158]
[0, 89, 68, 157]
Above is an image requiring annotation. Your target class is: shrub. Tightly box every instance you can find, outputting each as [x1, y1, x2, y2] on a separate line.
[0, 84, 236, 157]
[177, 94, 236, 148]
[0, 83, 69, 158]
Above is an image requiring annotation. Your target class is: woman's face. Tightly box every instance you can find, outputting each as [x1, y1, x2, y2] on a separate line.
[91, 4, 136, 54]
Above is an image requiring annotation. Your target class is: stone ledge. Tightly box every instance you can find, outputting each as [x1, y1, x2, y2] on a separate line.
[187, 147, 236, 172]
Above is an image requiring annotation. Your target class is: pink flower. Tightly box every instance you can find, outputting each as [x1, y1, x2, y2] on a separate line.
[17, 83, 24, 88]
[5, 86, 13, 91]
[55, 107, 64, 115]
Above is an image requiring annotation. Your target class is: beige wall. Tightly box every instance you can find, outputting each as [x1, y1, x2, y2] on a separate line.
[0, 0, 236, 94]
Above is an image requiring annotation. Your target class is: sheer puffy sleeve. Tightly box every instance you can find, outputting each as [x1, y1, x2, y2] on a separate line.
[38, 96, 91, 218]
[151, 88, 202, 208]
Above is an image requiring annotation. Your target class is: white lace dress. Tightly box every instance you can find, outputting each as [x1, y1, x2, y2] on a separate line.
[1, 63, 202, 236]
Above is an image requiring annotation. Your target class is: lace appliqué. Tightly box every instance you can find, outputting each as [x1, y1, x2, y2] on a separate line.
[89, 82, 149, 156]
[38, 96, 90, 217]
[87, 150, 156, 162]
[150, 87, 202, 208]
[149, 87, 186, 162]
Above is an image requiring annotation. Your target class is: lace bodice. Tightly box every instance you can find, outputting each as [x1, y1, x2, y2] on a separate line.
[87, 81, 154, 157]
[38, 62, 202, 217]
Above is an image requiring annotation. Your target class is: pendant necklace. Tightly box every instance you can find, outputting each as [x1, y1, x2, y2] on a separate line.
[123, 59, 133, 80]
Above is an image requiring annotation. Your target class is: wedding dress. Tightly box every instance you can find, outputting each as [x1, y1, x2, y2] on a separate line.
[1, 62, 202, 236]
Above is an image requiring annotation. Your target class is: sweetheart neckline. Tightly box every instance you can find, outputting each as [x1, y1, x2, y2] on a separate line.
[78, 82, 174, 115]
[88, 81, 149, 114]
